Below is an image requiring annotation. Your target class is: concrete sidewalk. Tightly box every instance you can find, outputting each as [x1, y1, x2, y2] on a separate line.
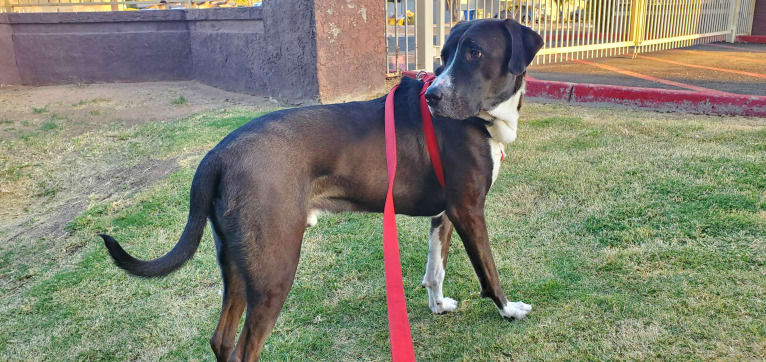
[528, 42, 766, 97]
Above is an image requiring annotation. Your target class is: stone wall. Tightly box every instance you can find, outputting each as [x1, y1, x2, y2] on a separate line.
[0, 1, 385, 104]
[0, 16, 22, 84]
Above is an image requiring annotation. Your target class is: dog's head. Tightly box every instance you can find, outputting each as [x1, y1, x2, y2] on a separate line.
[425, 19, 543, 120]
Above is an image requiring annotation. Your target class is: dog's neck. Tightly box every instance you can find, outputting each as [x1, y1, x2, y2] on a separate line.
[479, 81, 525, 144]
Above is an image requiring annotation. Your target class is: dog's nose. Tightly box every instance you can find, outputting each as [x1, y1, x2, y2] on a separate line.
[425, 88, 442, 107]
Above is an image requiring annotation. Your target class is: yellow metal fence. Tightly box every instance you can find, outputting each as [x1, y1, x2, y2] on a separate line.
[631, 0, 733, 55]
[388, 0, 757, 72]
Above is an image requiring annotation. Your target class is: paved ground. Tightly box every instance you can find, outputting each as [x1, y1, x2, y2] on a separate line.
[528, 42, 766, 96]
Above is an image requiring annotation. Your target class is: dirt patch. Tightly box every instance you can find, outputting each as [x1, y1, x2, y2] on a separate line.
[0, 81, 272, 246]
[0, 80, 276, 139]
[5, 158, 180, 246]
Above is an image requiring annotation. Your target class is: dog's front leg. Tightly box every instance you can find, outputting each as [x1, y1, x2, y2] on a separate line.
[422, 212, 458, 314]
[447, 206, 531, 320]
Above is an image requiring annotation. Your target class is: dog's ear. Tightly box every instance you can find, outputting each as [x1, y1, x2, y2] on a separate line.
[504, 19, 543, 75]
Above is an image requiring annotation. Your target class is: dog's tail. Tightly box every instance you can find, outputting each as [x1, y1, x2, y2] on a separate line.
[100, 153, 220, 278]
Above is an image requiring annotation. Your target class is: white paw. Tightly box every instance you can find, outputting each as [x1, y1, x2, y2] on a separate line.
[499, 301, 532, 320]
[430, 297, 458, 314]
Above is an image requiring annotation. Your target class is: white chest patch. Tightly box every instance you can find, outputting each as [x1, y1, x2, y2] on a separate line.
[480, 84, 523, 145]
[488, 138, 504, 185]
[480, 83, 524, 186]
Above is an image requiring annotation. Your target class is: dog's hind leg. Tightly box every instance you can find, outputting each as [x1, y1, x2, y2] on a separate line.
[228, 211, 306, 361]
[422, 212, 458, 314]
[209, 223, 247, 362]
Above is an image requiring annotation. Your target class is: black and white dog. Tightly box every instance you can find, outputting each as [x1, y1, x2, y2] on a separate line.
[101, 18, 543, 361]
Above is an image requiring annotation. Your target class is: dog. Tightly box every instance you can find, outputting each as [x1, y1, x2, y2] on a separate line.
[101, 18, 543, 361]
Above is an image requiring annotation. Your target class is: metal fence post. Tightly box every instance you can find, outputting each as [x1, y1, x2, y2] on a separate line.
[629, 0, 647, 49]
[728, 0, 742, 42]
[437, 0, 445, 52]
[416, 0, 434, 71]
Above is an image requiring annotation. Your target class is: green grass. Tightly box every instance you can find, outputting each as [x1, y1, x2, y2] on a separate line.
[49, 114, 67, 122]
[172, 96, 187, 105]
[0, 104, 764, 360]
[32, 106, 48, 114]
[73, 98, 110, 108]
[35, 180, 59, 198]
[40, 120, 57, 131]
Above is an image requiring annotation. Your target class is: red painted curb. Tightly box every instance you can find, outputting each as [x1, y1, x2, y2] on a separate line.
[403, 71, 765, 117]
[736, 35, 766, 44]
[526, 79, 766, 117]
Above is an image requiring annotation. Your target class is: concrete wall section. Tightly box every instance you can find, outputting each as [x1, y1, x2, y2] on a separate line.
[4, 10, 187, 23]
[189, 5, 319, 102]
[0, 5, 385, 104]
[13, 24, 191, 85]
[0, 16, 22, 85]
[260, 0, 319, 102]
[313, 0, 385, 103]
[5, 11, 192, 85]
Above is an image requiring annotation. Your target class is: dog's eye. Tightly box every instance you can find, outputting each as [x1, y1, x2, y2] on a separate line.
[468, 49, 482, 60]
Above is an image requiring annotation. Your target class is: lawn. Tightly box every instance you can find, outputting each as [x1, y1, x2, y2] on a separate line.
[1, 96, 764, 360]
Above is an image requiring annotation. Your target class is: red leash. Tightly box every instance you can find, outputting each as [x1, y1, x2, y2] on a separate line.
[383, 72, 443, 361]
[417, 73, 445, 188]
